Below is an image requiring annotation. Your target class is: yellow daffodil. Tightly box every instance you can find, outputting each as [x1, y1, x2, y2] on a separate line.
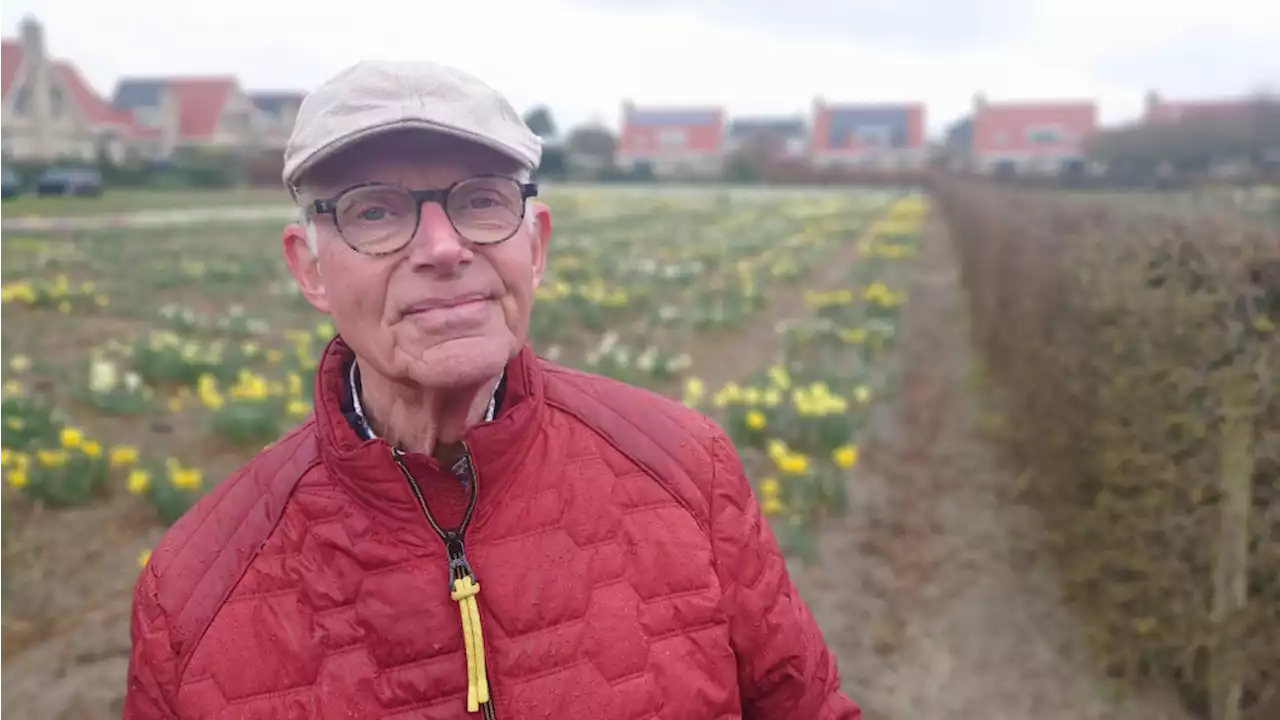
[759, 477, 780, 497]
[110, 446, 140, 467]
[60, 427, 84, 449]
[127, 469, 151, 495]
[777, 452, 809, 476]
[167, 461, 203, 491]
[37, 448, 69, 467]
[833, 444, 859, 469]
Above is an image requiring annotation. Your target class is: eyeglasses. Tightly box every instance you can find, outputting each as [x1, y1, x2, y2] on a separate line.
[308, 175, 539, 256]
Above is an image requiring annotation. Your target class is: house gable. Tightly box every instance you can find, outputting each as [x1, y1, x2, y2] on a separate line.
[971, 101, 1097, 159]
[619, 104, 725, 158]
[169, 78, 236, 139]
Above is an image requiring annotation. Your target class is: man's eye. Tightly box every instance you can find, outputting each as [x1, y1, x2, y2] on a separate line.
[468, 196, 499, 209]
[358, 207, 388, 221]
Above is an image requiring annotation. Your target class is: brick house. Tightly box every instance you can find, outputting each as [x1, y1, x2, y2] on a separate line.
[1, 17, 149, 164]
[616, 102, 727, 177]
[810, 99, 927, 170]
[968, 94, 1098, 175]
[111, 76, 267, 157]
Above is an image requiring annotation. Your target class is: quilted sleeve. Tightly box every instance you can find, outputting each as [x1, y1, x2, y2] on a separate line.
[709, 430, 862, 720]
[123, 561, 181, 719]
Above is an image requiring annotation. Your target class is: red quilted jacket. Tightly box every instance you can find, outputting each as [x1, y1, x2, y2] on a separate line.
[124, 338, 860, 719]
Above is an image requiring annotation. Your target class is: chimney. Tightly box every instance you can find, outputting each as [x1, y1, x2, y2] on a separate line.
[1144, 90, 1160, 121]
[19, 15, 45, 59]
[972, 92, 988, 114]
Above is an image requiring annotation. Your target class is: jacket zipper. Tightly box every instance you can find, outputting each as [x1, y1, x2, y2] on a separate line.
[391, 444, 497, 720]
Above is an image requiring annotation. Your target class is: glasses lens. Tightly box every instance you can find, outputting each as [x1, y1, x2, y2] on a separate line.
[335, 186, 418, 254]
[447, 177, 525, 244]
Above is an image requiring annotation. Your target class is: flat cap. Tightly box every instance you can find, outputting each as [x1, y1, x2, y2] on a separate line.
[283, 60, 541, 187]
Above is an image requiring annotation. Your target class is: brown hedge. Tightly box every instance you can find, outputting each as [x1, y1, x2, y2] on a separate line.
[932, 182, 1279, 718]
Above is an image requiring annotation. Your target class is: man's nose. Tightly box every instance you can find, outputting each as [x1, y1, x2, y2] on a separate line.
[406, 201, 470, 271]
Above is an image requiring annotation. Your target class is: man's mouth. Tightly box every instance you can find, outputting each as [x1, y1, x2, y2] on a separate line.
[403, 293, 490, 316]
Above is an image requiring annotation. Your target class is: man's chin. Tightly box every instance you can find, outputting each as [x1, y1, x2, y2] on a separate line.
[402, 335, 515, 387]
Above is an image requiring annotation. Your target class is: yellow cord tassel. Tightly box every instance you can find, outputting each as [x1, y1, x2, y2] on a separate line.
[451, 575, 489, 712]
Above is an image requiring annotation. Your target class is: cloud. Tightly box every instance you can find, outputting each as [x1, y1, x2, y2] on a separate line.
[1087, 23, 1280, 100]
[576, 0, 1036, 53]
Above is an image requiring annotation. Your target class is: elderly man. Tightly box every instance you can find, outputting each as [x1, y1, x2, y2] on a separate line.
[124, 60, 860, 719]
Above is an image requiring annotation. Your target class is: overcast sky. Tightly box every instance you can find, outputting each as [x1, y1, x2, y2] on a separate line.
[4, 0, 1277, 137]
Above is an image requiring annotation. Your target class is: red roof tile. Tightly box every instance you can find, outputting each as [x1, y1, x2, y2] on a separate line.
[168, 77, 236, 138]
[55, 62, 137, 128]
[3, 40, 26, 98]
[1, 37, 147, 138]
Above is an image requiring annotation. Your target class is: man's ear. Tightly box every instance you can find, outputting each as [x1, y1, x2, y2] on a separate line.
[282, 223, 331, 314]
[529, 201, 552, 288]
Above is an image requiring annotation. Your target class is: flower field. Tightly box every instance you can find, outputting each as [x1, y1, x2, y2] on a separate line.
[1, 187, 923, 572]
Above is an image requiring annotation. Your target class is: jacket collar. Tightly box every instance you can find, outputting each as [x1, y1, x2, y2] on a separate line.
[313, 336, 545, 527]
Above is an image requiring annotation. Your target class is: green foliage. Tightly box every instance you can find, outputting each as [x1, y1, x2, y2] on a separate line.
[523, 106, 558, 139]
[937, 183, 1279, 718]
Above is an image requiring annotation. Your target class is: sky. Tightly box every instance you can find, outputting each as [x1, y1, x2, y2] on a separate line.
[3, 0, 1278, 138]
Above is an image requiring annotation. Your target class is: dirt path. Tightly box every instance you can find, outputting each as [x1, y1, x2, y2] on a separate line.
[1, 205, 295, 233]
[681, 200, 893, 392]
[788, 215, 1195, 719]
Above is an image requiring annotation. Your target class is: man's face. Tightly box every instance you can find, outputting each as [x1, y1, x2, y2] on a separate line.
[282, 132, 551, 390]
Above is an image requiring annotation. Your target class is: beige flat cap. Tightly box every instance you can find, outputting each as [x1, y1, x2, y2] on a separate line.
[283, 60, 542, 187]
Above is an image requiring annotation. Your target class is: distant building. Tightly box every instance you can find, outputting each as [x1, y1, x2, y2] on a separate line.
[112, 76, 266, 156]
[726, 116, 808, 162]
[616, 102, 727, 177]
[1, 17, 149, 163]
[968, 94, 1097, 175]
[1142, 90, 1279, 178]
[810, 99, 927, 170]
[1143, 90, 1268, 125]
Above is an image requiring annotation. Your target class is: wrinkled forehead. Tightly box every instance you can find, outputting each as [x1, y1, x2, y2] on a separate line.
[301, 130, 524, 195]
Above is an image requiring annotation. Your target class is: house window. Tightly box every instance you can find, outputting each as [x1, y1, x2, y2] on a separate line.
[1027, 127, 1064, 145]
[854, 125, 892, 148]
[658, 128, 686, 150]
[13, 87, 31, 115]
[50, 86, 64, 117]
[135, 106, 162, 128]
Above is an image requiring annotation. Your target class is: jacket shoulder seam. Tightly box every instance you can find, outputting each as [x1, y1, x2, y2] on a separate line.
[541, 366, 713, 533]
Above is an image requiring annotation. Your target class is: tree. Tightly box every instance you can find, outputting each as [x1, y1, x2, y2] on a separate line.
[523, 106, 558, 141]
[1088, 95, 1280, 185]
[564, 124, 618, 178]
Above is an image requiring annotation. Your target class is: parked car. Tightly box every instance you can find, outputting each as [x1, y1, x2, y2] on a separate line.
[1, 167, 21, 199]
[35, 167, 104, 197]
